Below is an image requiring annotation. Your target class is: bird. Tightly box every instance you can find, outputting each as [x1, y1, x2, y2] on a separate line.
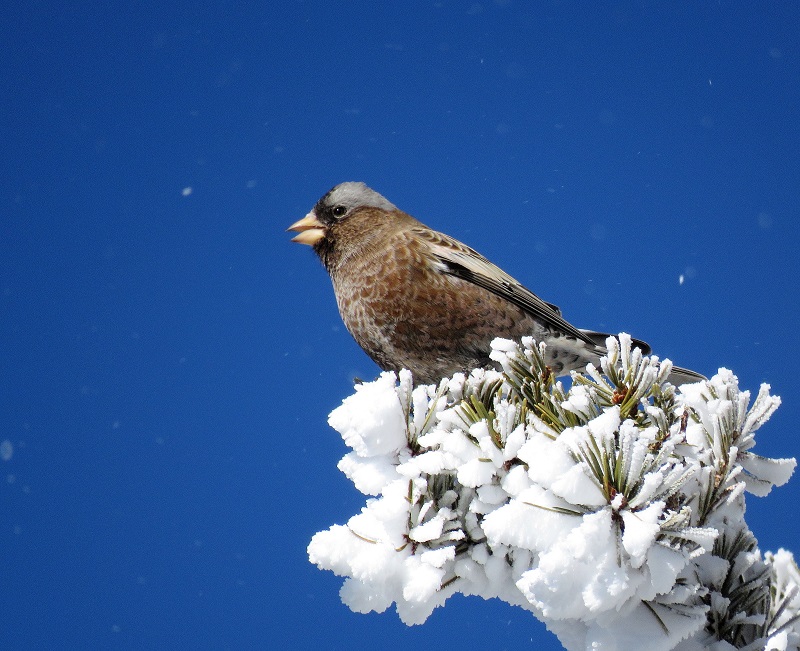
[288, 182, 704, 386]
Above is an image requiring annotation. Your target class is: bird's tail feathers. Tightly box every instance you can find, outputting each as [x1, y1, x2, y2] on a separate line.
[665, 365, 706, 385]
[576, 329, 704, 385]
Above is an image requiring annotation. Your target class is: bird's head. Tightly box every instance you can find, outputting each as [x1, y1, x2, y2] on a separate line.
[288, 182, 400, 269]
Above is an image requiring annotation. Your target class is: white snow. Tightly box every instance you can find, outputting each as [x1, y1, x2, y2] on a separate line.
[307, 337, 798, 650]
[327, 371, 408, 457]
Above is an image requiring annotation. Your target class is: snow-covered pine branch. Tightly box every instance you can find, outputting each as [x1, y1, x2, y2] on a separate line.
[307, 334, 799, 651]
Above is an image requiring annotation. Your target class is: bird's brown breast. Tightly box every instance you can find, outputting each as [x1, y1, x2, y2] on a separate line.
[328, 217, 542, 383]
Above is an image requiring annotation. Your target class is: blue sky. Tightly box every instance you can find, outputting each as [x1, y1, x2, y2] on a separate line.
[2, 2, 799, 649]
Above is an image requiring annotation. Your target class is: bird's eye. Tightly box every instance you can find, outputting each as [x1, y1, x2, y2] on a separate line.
[332, 205, 347, 218]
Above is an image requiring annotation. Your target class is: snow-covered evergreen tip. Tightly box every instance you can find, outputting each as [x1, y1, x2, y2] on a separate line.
[307, 334, 798, 651]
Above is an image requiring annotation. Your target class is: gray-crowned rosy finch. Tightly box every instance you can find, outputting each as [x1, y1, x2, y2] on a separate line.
[289, 182, 703, 385]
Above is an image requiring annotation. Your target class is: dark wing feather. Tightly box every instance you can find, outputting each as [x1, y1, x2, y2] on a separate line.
[412, 226, 597, 347]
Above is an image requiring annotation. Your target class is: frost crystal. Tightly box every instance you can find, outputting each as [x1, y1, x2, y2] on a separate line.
[308, 335, 798, 650]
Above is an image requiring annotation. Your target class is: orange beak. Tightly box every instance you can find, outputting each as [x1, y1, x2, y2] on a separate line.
[287, 212, 326, 246]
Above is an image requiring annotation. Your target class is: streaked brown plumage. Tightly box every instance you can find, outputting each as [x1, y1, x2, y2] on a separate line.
[289, 182, 703, 385]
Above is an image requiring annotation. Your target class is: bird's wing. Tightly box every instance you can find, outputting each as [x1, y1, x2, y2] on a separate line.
[412, 226, 597, 347]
